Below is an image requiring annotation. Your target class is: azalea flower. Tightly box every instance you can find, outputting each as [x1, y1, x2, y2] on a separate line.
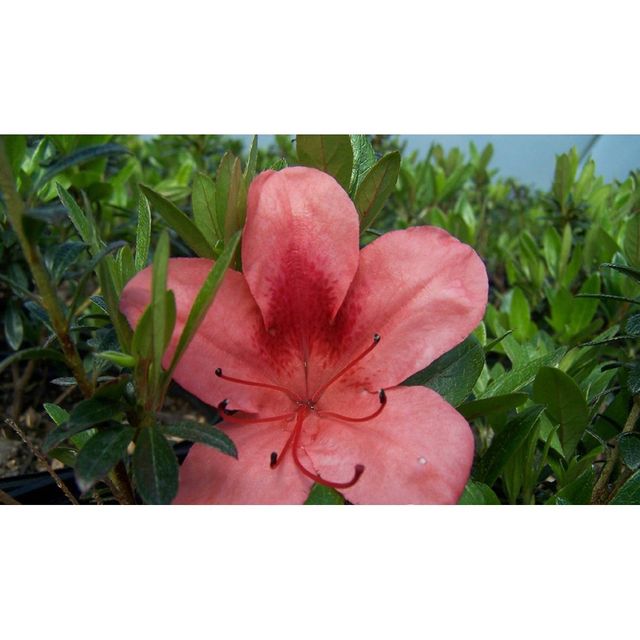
[120, 167, 488, 504]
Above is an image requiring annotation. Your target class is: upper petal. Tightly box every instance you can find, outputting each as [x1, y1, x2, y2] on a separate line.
[324, 226, 488, 392]
[119, 258, 291, 414]
[303, 385, 474, 504]
[242, 167, 360, 388]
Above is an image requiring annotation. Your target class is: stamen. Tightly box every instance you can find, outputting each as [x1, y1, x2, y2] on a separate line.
[317, 389, 387, 423]
[215, 368, 301, 402]
[271, 407, 366, 490]
[217, 401, 295, 425]
[311, 334, 381, 403]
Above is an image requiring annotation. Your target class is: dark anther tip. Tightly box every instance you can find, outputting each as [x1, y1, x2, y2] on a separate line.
[214, 368, 222, 376]
[219, 399, 229, 411]
[354, 464, 365, 475]
[270, 452, 278, 468]
[373, 333, 381, 343]
[379, 389, 387, 403]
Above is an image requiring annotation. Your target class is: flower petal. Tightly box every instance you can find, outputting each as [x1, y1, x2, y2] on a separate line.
[174, 422, 313, 504]
[119, 258, 291, 414]
[242, 167, 360, 388]
[325, 226, 488, 392]
[305, 386, 474, 504]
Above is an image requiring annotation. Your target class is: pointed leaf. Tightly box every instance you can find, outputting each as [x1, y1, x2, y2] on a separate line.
[36, 143, 129, 192]
[611, 469, 640, 504]
[133, 427, 179, 505]
[297, 135, 353, 190]
[458, 480, 501, 505]
[619, 432, 640, 471]
[304, 483, 346, 505]
[192, 172, 220, 243]
[624, 215, 640, 268]
[349, 134, 376, 195]
[532, 367, 589, 458]
[140, 184, 214, 258]
[135, 192, 151, 271]
[4, 299, 24, 350]
[404, 335, 485, 406]
[165, 230, 241, 379]
[160, 420, 237, 458]
[458, 392, 528, 421]
[354, 151, 401, 232]
[56, 183, 95, 246]
[475, 405, 545, 486]
[74, 425, 135, 492]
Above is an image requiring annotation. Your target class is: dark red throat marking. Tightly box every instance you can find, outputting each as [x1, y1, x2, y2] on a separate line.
[215, 334, 384, 490]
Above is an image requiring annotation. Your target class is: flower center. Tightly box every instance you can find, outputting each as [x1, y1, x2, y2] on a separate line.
[214, 334, 384, 490]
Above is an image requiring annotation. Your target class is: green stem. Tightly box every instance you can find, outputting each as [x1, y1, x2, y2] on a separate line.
[591, 396, 640, 504]
[0, 137, 95, 399]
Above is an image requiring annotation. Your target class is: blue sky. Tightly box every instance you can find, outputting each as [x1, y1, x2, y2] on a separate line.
[240, 135, 639, 188]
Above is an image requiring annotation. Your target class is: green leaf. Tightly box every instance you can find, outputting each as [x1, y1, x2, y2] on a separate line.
[296, 135, 353, 190]
[354, 151, 401, 232]
[349, 134, 376, 195]
[458, 480, 501, 505]
[624, 215, 640, 268]
[244, 135, 259, 186]
[36, 143, 129, 192]
[0, 347, 65, 377]
[457, 392, 528, 421]
[133, 427, 179, 505]
[165, 230, 241, 380]
[611, 469, 640, 504]
[96, 350, 137, 368]
[626, 314, 640, 336]
[475, 405, 545, 486]
[74, 425, 135, 492]
[43, 403, 70, 426]
[551, 149, 578, 212]
[135, 192, 152, 271]
[3, 135, 26, 179]
[404, 336, 485, 406]
[304, 483, 346, 505]
[532, 367, 589, 458]
[627, 363, 640, 395]
[550, 467, 595, 505]
[223, 157, 243, 241]
[479, 349, 566, 398]
[140, 184, 215, 258]
[4, 299, 24, 350]
[619, 432, 640, 471]
[49, 241, 87, 283]
[151, 231, 171, 390]
[191, 172, 220, 244]
[509, 287, 533, 341]
[602, 262, 640, 284]
[56, 183, 95, 246]
[44, 399, 122, 450]
[161, 420, 237, 458]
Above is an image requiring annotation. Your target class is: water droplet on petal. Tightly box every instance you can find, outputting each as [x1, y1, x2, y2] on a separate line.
[417, 456, 427, 465]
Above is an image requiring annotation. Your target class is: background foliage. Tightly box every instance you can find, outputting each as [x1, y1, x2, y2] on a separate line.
[1, 134, 639, 505]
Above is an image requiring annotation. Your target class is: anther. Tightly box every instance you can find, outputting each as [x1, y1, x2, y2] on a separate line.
[215, 368, 222, 377]
[373, 333, 381, 343]
[270, 452, 278, 468]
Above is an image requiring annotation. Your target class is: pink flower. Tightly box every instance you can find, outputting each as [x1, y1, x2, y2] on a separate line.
[120, 167, 488, 504]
